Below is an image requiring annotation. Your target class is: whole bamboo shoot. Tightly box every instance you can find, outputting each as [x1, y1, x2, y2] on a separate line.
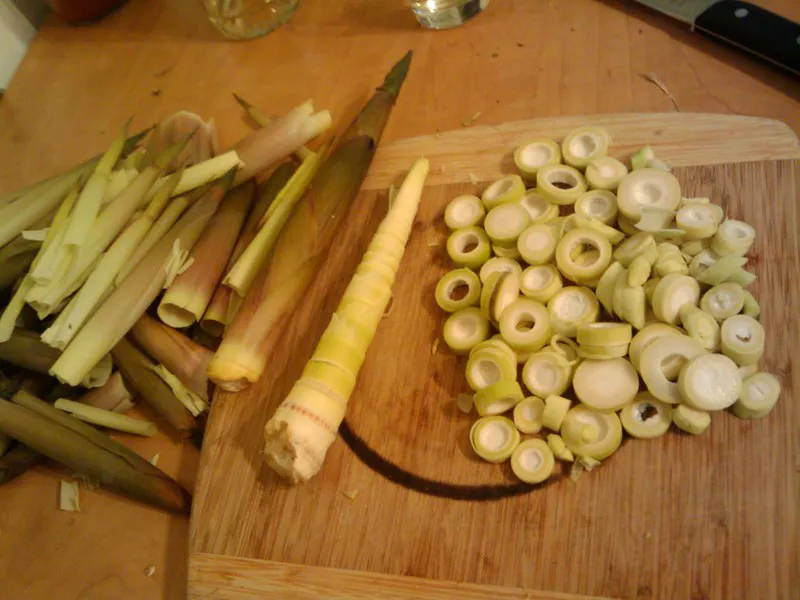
[208, 51, 413, 391]
[264, 158, 429, 483]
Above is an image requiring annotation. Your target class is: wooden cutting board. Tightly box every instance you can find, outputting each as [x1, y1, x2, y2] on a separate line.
[188, 114, 800, 600]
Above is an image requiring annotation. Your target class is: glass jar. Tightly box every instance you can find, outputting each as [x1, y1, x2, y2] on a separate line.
[202, 0, 300, 40]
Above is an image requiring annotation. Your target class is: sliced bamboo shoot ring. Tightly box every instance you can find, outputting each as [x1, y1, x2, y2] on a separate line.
[444, 194, 485, 230]
[519, 264, 563, 303]
[572, 358, 639, 411]
[681, 239, 710, 257]
[536, 164, 587, 206]
[513, 396, 546, 434]
[435, 268, 482, 313]
[585, 156, 628, 191]
[711, 219, 755, 256]
[473, 380, 525, 416]
[738, 363, 759, 379]
[470, 416, 520, 463]
[741, 289, 761, 319]
[479, 257, 522, 284]
[694, 254, 747, 287]
[547, 286, 599, 338]
[675, 203, 722, 239]
[671, 404, 711, 435]
[484, 202, 531, 245]
[522, 351, 573, 398]
[613, 232, 658, 267]
[514, 139, 562, 179]
[480, 271, 520, 324]
[559, 405, 622, 460]
[576, 322, 632, 347]
[510, 438, 555, 484]
[651, 273, 700, 325]
[542, 394, 572, 431]
[561, 126, 610, 169]
[720, 315, 764, 366]
[733, 372, 781, 419]
[574, 190, 618, 226]
[492, 244, 522, 260]
[679, 304, 720, 351]
[595, 261, 624, 315]
[688, 248, 720, 279]
[677, 353, 742, 411]
[616, 168, 681, 221]
[555, 228, 613, 285]
[547, 334, 581, 365]
[578, 217, 626, 245]
[466, 347, 517, 390]
[619, 392, 672, 439]
[519, 189, 559, 224]
[481, 174, 525, 210]
[443, 307, 489, 356]
[700, 282, 745, 321]
[472, 338, 517, 365]
[639, 335, 706, 404]
[617, 214, 640, 236]
[517, 224, 558, 265]
[635, 206, 675, 233]
[616, 284, 646, 331]
[546, 433, 575, 462]
[628, 255, 652, 287]
[498, 298, 551, 352]
[446, 226, 491, 269]
[577, 343, 629, 360]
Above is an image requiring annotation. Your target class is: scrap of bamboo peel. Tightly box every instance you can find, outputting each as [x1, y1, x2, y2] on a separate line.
[641, 72, 680, 111]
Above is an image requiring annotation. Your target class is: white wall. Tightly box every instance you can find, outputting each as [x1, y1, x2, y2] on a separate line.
[0, 0, 46, 90]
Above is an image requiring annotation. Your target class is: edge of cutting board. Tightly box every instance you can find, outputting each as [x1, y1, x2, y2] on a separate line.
[189, 553, 616, 600]
[189, 112, 799, 600]
[363, 112, 800, 190]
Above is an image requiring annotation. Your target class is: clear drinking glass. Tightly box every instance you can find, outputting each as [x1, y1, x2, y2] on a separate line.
[407, 0, 490, 29]
[202, 0, 300, 40]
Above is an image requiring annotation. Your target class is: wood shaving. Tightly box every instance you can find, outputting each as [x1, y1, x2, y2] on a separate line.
[343, 489, 359, 500]
[431, 338, 440, 355]
[640, 72, 680, 111]
[462, 111, 482, 127]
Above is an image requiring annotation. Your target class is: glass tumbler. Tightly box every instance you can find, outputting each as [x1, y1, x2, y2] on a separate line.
[202, 0, 300, 40]
[407, 0, 490, 30]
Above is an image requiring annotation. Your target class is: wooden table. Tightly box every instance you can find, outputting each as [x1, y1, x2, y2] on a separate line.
[0, 1, 798, 598]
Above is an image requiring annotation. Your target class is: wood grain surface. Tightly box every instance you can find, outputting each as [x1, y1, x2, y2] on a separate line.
[189, 114, 800, 600]
[0, 0, 799, 598]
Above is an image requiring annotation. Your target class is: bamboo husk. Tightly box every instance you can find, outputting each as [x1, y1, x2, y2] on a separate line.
[78, 372, 135, 413]
[158, 181, 255, 328]
[111, 337, 197, 433]
[200, 165, 296, 336]
[0, 391, 189, 512]
[49, 170, 236, 387]
[0, 329, 111, 388]
[129, 314, 212, 400]
[0, 444, 42, 485]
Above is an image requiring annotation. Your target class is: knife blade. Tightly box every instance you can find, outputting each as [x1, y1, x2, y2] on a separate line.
[633, 0, 800, 76]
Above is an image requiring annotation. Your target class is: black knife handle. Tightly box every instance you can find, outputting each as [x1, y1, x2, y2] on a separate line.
[694, 0, 800, 76]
